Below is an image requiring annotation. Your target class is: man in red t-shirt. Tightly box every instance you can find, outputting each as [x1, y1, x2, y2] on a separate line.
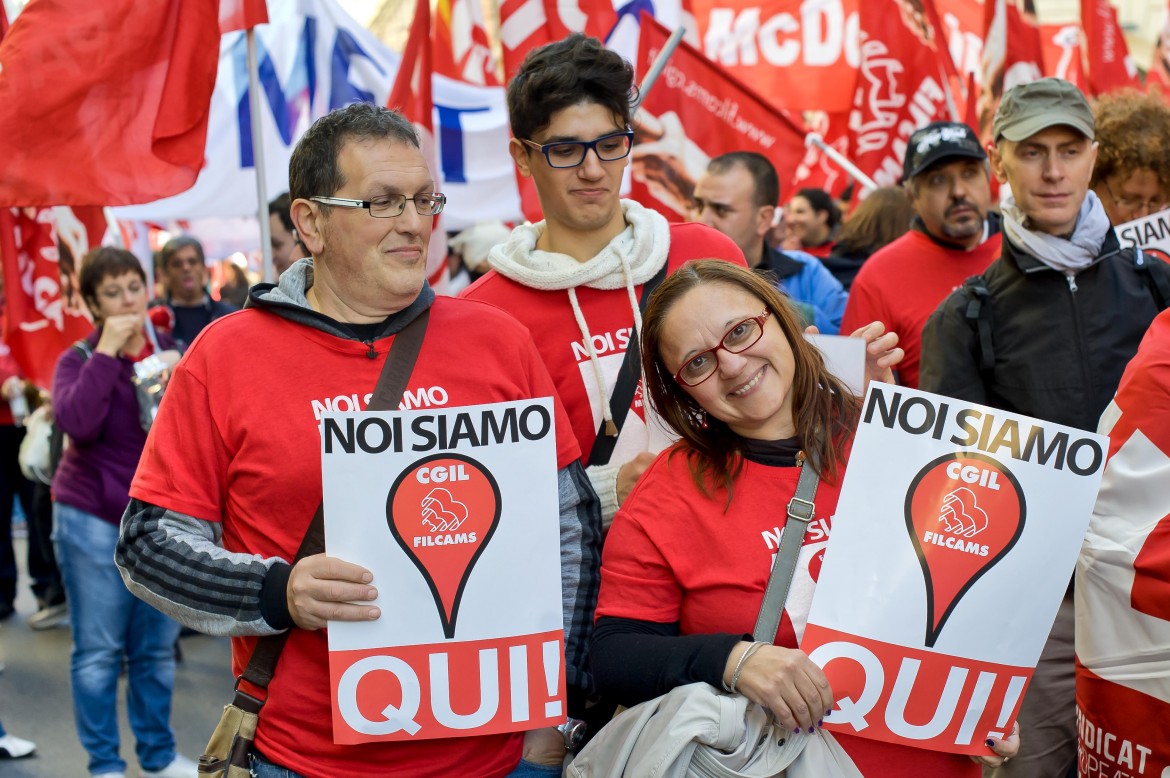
[841, 121, 1000, 388]
[462, 34, 744, 529]
[115, 103, 602, 778]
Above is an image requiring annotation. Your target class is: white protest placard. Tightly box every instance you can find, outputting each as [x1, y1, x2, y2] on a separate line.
[804, 383, 1107, 755]
[321, 399, 564, 744]
[1114, 207, 1170, 264]
[806, 333, 866, 397]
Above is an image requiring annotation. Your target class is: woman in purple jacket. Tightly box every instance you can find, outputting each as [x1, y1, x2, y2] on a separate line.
[51, 248, 194, 778]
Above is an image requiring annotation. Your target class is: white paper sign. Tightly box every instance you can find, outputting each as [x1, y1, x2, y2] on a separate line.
[806, 333, 866, 396]
[1114, 207, 1170, 263]
[805, 383, 1106, 754]
[321, 399, 564, 743]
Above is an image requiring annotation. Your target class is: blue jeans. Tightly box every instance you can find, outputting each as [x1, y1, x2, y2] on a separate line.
[248, 750, 562, 777]
[508, 758, 564, 776]
[54, 502, 182, 776]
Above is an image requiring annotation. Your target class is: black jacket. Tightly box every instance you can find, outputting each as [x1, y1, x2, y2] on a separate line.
[919, 229, 1170, 432]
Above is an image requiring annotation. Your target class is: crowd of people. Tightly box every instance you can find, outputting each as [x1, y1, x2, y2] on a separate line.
[0, 30, 1168, 778]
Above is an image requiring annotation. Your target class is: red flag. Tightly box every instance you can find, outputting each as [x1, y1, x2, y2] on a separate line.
[1080, 0, 1139, 96]
[790, 110, 853, 199]
[219, 0, 268, 34]
[1038, 24, 1087, 90]
[978, 0, 1044, 144]
[0, 207, 98, 388]
[847, 0, 954, 188]
[0, 1, 219, 207]
[1149, 6, 1170, 97]
[434, 0, 499, 86]
[0, 2, 8, 39]
[630, 14, 807, 219]
[498, 0, 617, 83]
[388, 0, 449, 291]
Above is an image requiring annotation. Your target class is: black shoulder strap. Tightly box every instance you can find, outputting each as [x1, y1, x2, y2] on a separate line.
[586, 262, 669, 468]
[239, 310, 431, 693]
[961, 275, 995, 372]
[1133, 248, 1170, 312]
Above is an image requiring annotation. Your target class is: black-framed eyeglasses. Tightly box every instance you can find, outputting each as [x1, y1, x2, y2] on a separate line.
[520, 130, 634, 169]
[1103, 180, 1167, 217]
[310, 193, 447, 218]
[674, 310, 772, 387]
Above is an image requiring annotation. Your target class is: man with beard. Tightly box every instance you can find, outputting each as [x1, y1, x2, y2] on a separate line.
[841, 121, 1000, 388]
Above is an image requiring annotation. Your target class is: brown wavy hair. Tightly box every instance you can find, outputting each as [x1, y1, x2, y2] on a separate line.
[1091, 90, 1170, 193]
[640, 260, 860, 501]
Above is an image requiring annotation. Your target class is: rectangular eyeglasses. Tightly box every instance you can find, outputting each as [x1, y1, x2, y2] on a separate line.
[310, 193, 446, 218]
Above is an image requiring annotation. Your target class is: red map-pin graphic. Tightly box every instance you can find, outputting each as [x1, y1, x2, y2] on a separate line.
[387, 453, 501, 639]
[904, 452, 1025, 647]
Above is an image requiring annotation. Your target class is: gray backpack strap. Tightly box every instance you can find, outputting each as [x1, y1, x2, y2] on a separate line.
[753, 456, 820, 643]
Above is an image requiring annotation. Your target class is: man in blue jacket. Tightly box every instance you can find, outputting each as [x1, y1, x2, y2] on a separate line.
[692, 151, 848, 333]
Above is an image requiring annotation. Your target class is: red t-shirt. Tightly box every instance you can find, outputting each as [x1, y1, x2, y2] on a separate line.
[597, 446, 977, 777]
[131, 297, 579, 778]
[841, 229, 1001, 388]
[460, 223, 744, 463]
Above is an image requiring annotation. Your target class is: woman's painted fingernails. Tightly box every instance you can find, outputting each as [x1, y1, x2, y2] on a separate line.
[985, 739, 996, 748]
[818, 719, 824, 727]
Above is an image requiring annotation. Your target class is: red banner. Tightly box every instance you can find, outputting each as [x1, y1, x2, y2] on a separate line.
[387, 0, 448, 289]
[847, 0, 954, 189]
[498, 0, 617, 82]
[0, 208, 98, 389]
[434, 0, 499, 86]
[1080, 0, 1139, 96]
[219, 0, 269, 33]
[0, 0, 219, 207]
[630, 14, 807, 219]
[1148, 6, 1170, 97]
[1038, 24, 1086, 90]
[977, 0, 1043, 144]
[1075, 309, 1170, 777]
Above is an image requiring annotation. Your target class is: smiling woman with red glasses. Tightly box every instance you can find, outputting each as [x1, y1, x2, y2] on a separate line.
[589, 260, 1020, 775]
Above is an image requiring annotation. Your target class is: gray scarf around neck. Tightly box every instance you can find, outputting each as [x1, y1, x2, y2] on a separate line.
[1000, 190, 1112, 274]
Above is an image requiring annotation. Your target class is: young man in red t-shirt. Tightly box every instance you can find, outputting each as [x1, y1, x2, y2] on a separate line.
[841, 121, 1001, 388]
[462, 34, 744, 529]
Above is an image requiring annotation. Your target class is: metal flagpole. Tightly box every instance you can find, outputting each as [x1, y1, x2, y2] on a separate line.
[804, 133, 879, 194]
[247, 27, 274, 283]
[633, 25, 686, 107]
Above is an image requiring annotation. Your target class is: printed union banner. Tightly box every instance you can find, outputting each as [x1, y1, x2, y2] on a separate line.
[321, 399, 564, 744]
[804, 383, 1107, 755]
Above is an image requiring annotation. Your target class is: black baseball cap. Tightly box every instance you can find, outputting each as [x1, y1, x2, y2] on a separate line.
[902, 121, 987, 182]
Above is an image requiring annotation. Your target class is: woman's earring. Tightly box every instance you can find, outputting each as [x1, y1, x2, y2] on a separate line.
[690, 409, 708, 429]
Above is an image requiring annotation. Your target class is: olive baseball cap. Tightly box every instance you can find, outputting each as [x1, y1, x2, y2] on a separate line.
[992, 78, 1095, 142]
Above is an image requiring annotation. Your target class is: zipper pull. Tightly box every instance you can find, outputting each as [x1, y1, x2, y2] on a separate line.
[1066, 274, 1078, 293]
[365, 341, 377, 359]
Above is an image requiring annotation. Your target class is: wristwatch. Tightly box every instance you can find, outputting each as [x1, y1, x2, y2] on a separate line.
[556, 718, 587, 750]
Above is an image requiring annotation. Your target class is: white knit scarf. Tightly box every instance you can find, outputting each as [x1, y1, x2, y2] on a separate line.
[1001, 190, 1112, 274]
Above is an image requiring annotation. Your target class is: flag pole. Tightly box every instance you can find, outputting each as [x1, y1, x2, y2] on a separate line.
[247, 27, 274, 283]
[634, 25, 686, 107]
[804, 133, 879, 194]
